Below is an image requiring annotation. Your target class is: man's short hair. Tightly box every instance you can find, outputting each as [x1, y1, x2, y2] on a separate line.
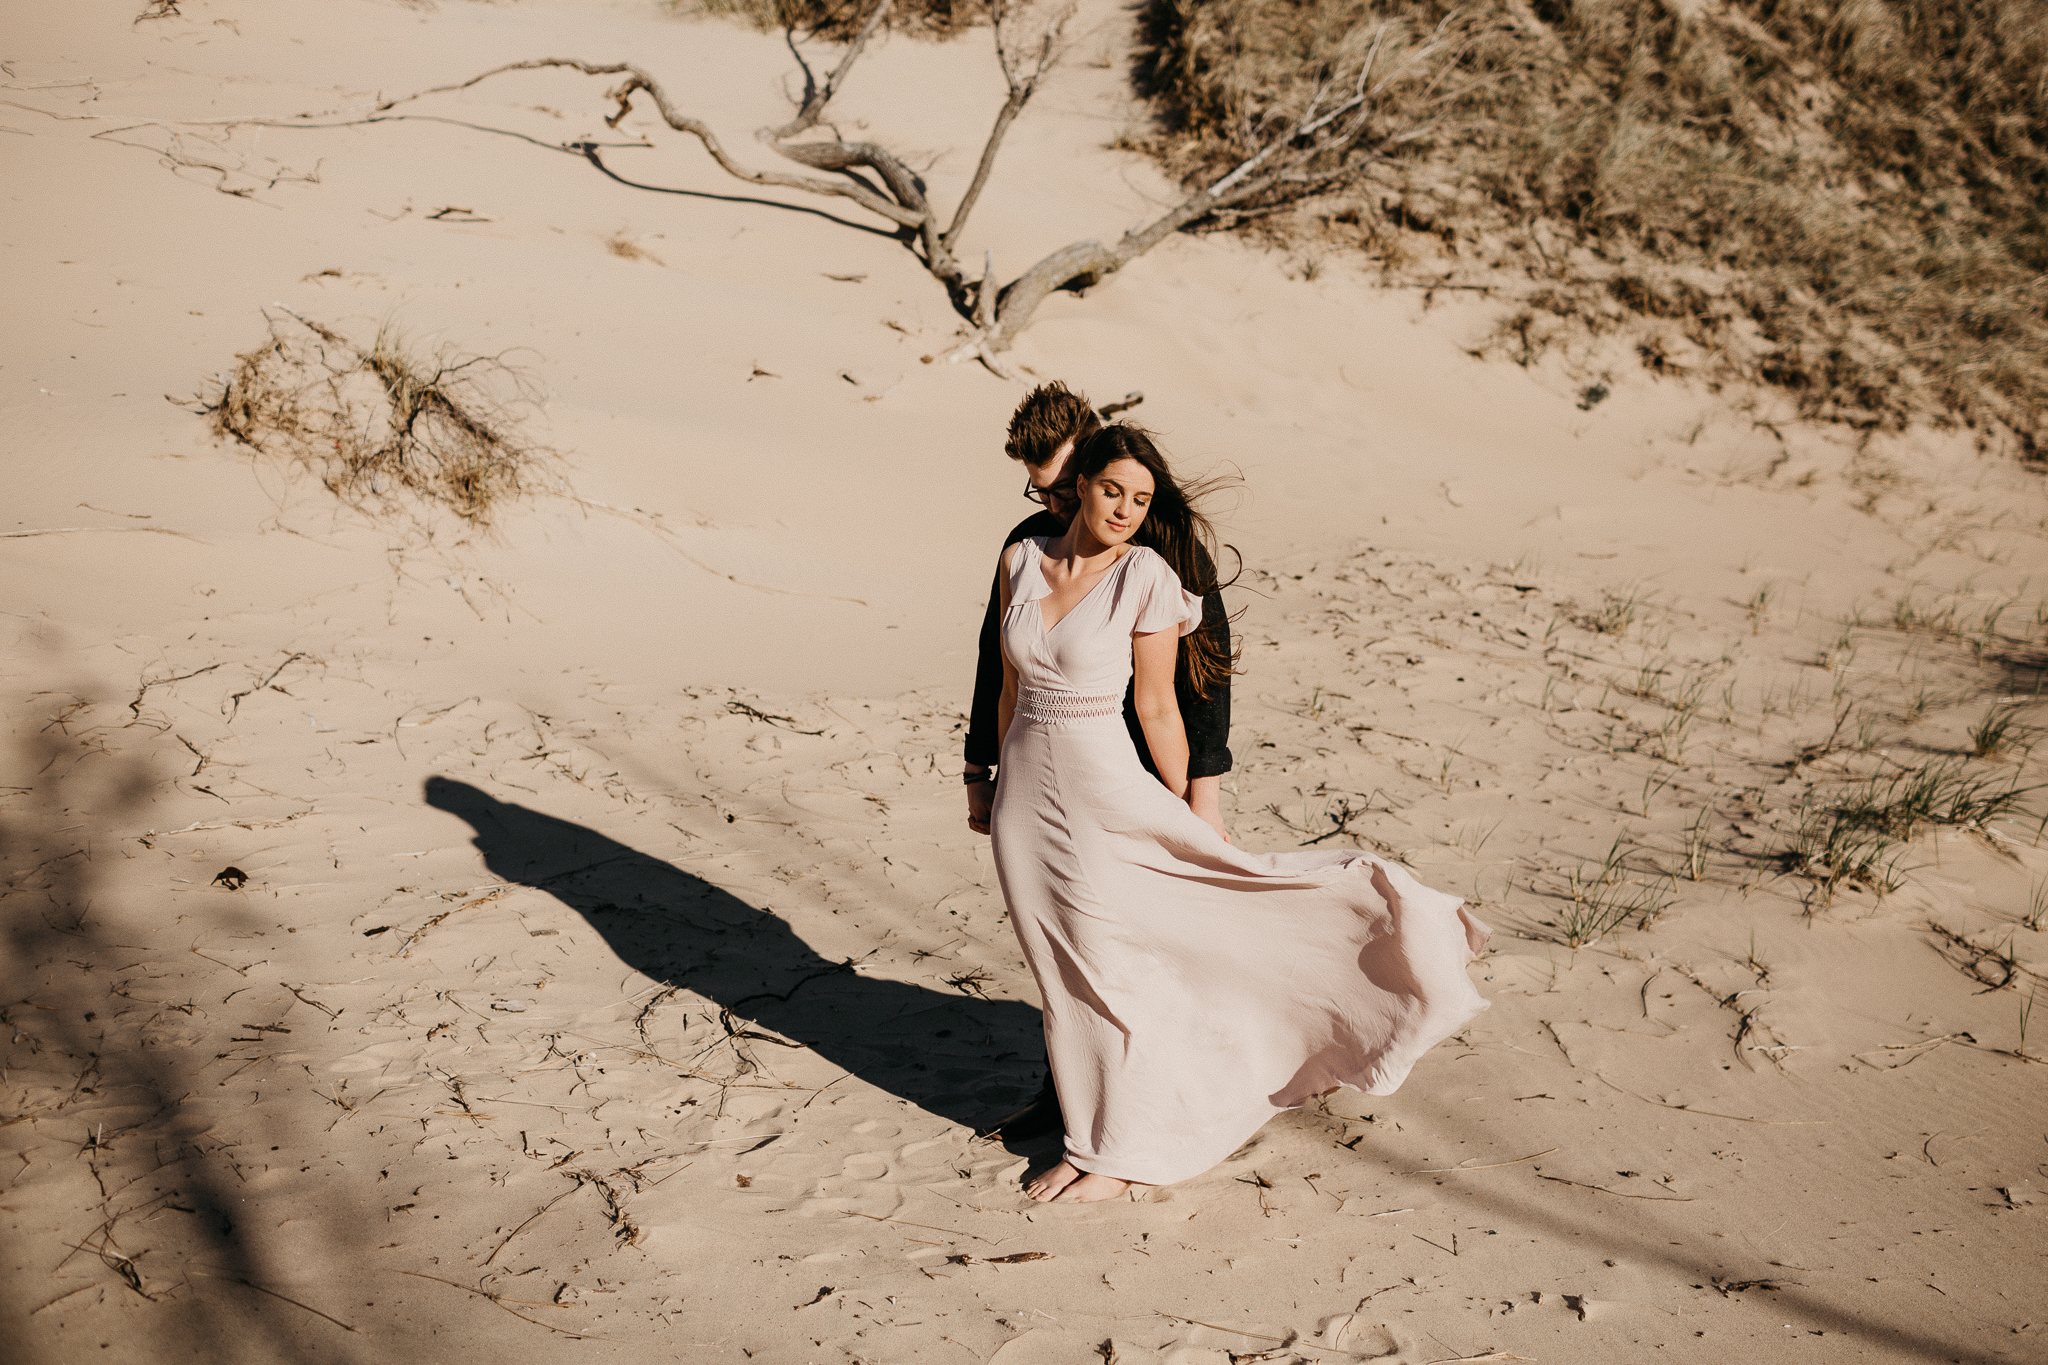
[1005, 381, 1101, 467]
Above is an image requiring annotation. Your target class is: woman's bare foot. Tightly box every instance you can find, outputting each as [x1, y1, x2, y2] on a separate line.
[1024, 1160, 1145, 1203]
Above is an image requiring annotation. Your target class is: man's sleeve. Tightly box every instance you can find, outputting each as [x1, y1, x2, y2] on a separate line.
[1182, 589, 1234, 779]
[964, 561, 1006, 769]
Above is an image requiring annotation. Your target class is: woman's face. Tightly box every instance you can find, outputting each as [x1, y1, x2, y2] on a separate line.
[1074, 457, 1155, 548]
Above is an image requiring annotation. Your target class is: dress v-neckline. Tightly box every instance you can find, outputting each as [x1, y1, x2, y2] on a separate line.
[1035, 540, 1132, 635]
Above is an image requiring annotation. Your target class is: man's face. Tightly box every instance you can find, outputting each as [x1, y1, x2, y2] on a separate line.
[1024, 439, 1077, 519]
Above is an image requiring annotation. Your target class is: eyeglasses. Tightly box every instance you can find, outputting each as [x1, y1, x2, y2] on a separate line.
[1023, 476, 1074, 508]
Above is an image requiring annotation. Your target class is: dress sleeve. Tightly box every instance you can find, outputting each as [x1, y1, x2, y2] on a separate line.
[1131, 551, 1204, 637]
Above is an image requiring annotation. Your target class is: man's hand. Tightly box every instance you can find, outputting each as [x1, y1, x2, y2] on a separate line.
[1187, 774, 1229, 845]
[966, 772, 993, 835]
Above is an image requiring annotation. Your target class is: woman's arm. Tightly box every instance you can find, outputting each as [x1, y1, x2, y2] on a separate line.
[1132, 627, 1190, 800]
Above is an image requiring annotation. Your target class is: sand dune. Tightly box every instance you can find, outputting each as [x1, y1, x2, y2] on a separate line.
[4, 2, 2045, 1362]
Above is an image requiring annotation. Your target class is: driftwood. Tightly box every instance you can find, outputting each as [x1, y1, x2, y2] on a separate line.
[368, 0, 1479, 368]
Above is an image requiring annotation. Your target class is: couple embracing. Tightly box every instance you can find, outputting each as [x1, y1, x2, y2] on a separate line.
[957, 384, 1491, 1205]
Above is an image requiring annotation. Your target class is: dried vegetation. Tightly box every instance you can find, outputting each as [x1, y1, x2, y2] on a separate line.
[1130, 0, 2048, 457]
[202, 311, 549, 526]
[414, 0, 1493, 363]
[676, 0, 977, 36]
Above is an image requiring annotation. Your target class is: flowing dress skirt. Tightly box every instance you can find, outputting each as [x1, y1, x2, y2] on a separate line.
[991, 709, 1491, 1187]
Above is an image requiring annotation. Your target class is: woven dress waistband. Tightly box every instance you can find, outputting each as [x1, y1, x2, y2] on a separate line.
[1016, 687, 1123, 724]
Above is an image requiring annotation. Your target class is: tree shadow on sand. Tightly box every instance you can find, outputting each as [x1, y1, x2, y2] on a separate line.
[2, 714, 377, 1365]
[423, 777, 1049, 1135]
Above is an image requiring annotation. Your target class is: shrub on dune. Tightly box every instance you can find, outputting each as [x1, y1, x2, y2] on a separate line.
[203, 312, 549, 527]
[1132, 0, 2048, 457]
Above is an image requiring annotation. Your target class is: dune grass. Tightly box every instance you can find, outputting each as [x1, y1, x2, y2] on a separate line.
[205, 312, 545, 526]
[1792, 754, 2036, 903]
[1130, 0, 2048, 457]
[1970, 703, 2040, 759]
[1551, 861, 1676, 947]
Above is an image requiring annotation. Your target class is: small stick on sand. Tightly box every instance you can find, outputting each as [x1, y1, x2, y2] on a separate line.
[1, 526, 208, 542]
[1595, 1072, 1825, 1125]
[189, 1272, 359, 1332]
[397, 888, 507, 956]
[634, 985, 681, 1045]
[1850, 1033, 1973, 1070]
[1154, 1313, 1352, 1357]
[484, 1183, 583, 1264]
[398, 1270, 602, 1339]
[281, 982, 340, 1019]
[1539, 1019, 1577, 1066]
[1407, 1147, 1556, 1174]
[141, 811, 311, 843]
[30, 1283, 98, 1315]
[225, 651, 310, 722]
[844, 1210, 1000, 1246]
[727, 700, 825, 735]
[190, 945, 253, 976]
[1536, 1173, 1695, 1201]
[129, 661, 225, 720]
[800, 1072, 849, 1109]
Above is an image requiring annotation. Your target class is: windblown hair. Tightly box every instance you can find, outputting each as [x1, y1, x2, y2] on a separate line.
[1068, 424, 1241, 699]
[1004, 381, 1102, 467]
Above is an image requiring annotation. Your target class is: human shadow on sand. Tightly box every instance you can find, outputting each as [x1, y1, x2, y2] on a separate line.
[424, 777, 1047, 1135]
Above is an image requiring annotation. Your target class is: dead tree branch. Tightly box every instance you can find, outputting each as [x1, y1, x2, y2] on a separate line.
[942, 0, 1071, 253]
[965, 14, 1481, 353]
[373, 57, 931, 232]
[362, 1, 1484, 362]
[769, 0, 898, 140]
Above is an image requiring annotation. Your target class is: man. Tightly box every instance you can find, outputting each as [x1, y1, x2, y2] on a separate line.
[964, 381, 1234, 1137]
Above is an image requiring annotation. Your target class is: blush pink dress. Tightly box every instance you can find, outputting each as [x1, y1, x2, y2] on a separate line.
[989, 537, 1491, 1186]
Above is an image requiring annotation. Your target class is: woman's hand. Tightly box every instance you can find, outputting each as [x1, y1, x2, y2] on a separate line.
[1187, 776, 1230, 845]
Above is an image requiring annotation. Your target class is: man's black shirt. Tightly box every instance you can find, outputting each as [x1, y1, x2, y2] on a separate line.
[965, 512, 1233, 779]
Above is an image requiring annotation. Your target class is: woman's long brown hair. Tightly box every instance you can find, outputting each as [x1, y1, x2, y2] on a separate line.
[1067, 424, 1241, 699]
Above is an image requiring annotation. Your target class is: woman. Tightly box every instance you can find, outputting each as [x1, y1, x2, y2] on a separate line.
[988, 426, 1491, 1204]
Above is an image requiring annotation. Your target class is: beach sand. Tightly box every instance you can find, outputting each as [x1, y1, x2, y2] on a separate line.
[4, 3, 2045, 1362]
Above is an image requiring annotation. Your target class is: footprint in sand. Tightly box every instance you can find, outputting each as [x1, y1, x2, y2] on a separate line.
[716, 1095, 785, 1122]
[893, 1137, 958, 1169]
[840, 1151, 893, 1182]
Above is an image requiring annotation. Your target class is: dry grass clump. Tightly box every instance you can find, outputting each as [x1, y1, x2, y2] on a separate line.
[1131, 0, 2048, 457]
[203, 311, 547, 526]
[673, 0, 975, 38]
[606, 231, 665, 264]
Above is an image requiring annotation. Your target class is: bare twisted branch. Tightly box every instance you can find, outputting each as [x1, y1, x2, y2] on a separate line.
[973, 13, 1493, 351]
[371, 57, 927, 228]
[942, 0, 1072, 251]
[359, 2, 1487, 366]
[767, 0, 896, 140]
